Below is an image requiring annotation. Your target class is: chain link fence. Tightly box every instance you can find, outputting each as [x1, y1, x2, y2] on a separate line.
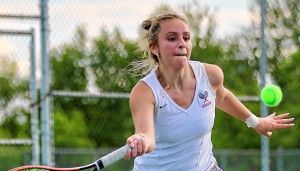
[1, 0, 299, 170]
[1, 148, 300, 171]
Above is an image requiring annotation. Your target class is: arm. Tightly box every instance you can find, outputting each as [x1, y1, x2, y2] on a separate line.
[204, 63, 294, 136]
[125, 81, 155, 159]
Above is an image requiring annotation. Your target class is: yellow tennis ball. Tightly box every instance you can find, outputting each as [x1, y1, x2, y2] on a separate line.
[260, 85, 282, 107]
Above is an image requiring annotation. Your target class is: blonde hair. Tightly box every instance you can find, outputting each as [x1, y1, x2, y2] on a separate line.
[130, 12, 188, 76]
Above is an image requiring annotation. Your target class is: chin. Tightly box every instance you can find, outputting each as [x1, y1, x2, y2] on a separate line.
[173, 56, 189, 68]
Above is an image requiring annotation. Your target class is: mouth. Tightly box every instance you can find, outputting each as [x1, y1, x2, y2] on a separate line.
[174, 54, 187, 57]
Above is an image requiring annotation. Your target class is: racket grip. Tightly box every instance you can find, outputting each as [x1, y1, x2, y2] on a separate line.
[97, 144, 131, 169]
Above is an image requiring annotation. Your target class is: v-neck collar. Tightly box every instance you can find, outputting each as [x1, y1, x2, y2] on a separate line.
[153, 62, 199, 112]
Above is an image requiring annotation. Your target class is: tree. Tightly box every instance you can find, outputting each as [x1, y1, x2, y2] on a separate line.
[0, 58, 30, 138]
[87, 28, 142, 147]
[272, 50, 300, 147]
[54, 110, 95, 147]
[50, 26, 142, 147]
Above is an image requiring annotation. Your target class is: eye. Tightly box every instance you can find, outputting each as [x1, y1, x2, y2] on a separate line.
[183, 36, 190, 41]
[167, 37, 176, 41]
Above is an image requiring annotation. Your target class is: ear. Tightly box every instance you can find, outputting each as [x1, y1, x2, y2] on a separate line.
[149, 43, 159, 56]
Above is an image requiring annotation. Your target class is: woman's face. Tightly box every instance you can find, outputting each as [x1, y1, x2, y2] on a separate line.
[152, 18, 192, 70]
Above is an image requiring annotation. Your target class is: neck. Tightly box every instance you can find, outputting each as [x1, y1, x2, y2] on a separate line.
[157, 66, 187, 90]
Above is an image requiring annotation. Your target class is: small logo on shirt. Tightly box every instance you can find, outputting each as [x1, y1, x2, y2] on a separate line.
[159, 104, 167, 108]
[198, 91, 212, 108]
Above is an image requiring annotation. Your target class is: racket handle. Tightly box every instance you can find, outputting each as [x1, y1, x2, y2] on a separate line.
[96, 144, 131, 169]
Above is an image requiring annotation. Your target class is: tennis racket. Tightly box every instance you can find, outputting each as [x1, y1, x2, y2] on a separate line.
[10, 144, 131, 171]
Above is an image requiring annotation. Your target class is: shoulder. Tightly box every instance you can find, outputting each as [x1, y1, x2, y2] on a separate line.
[130, 80, 155, 105]
[203, 63, 224, 89]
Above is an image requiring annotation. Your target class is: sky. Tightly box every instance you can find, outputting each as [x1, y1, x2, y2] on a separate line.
[0, 0, 257, 78]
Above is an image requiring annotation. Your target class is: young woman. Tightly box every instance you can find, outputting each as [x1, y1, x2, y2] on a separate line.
[125, 12, 294, 171]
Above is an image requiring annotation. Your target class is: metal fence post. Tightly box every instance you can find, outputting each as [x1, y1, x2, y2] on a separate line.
[276, 147, 284, 171]
[259, 0, 270, 171]
[29, 28, 40, 164]
[40, 0, 52, 165]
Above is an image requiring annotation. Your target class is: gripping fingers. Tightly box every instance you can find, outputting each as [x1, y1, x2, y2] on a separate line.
[131, 139, 138, 157]
[125, 135, 146, 159]
[134, 136, 146, 156]
[136, 138, 144, 155]
[124, 148, 132, 160]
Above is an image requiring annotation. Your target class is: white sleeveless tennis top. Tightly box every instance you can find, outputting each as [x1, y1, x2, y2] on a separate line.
[133, 61, 217, 171]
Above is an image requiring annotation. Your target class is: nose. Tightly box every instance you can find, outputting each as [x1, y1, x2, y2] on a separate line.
[178, 37, 186, 49]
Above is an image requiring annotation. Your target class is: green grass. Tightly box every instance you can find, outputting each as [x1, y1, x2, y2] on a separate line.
[0, 146, 31, 171]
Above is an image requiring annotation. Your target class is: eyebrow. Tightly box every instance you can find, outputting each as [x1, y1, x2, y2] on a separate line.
[165, 32, 191, 36]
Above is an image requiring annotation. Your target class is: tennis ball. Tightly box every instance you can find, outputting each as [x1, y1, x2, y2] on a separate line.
[260, 84, 282, 107]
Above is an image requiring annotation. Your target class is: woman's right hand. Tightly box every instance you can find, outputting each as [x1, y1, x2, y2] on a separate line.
[124, 134, 152, 160]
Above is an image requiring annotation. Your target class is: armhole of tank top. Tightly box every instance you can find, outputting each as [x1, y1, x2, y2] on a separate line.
[189, 61, 199, 81]
[199, 62, 216, 98]
[140, 76, 159, 111]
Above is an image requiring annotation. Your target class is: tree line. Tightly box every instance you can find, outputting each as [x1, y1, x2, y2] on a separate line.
[0, 1, 299, 149]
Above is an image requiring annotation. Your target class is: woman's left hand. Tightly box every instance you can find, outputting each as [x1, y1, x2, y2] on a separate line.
[255, 113, 295, 137]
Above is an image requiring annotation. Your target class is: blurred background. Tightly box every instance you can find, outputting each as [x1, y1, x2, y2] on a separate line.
[0, 0, 299, 170]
